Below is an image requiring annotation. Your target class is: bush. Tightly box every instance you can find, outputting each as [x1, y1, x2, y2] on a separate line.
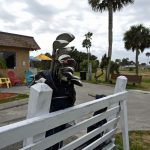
[129, 67, 134, 71]
[0, 58, 7, 69]
[80, 60, 99, 73]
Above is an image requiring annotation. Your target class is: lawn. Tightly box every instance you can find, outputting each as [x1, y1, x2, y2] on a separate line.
[75, 69, 150, 91]
[115, 131, 150, 150]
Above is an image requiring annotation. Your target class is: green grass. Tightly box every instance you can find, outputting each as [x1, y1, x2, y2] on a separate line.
[0, 94, 29, 104]
[115, 131, 150, 150]
[75, 70, 150, 91]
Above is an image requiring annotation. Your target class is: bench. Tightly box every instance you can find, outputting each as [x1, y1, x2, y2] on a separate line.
[0, 76, 129, 150]
[0, 78, 11, 88]
[111, 74, 142, 85]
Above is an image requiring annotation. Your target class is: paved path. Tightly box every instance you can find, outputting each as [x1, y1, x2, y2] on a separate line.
[76, 83, 150, 131]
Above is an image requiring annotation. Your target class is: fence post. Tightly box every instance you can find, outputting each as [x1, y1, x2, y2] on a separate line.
[114, 76, 129, 150]
[114, 76, 127, 94]
[23, 83, 53, 146]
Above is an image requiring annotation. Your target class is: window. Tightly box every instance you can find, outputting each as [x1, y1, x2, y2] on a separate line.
[0, 51, 16, 69]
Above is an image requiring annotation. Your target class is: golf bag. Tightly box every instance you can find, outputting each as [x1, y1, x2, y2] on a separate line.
[31, 57, 82, 149]
[29, 33, 83, 150]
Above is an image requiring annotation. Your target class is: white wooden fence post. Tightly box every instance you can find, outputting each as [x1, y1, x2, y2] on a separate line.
[114, 76, 129, 150]
[23, 83, 53, 146]
[114, 76, 127, 94]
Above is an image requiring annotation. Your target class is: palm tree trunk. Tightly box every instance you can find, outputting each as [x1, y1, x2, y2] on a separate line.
[87, 47, 89, 65]
[106, 1, 113, 82]
[87, 47, 90, 80]
[135, 49, 139, 75]
[87, 47, 92, 80]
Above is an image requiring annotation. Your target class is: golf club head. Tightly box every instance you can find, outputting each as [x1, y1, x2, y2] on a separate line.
[62, 67, 74, 74]
[56, 33, 75, 43]
[57, 47, 75, 56]
[58, 54, 71, 61]
[58, 55, 76, 68]
[72, 76, 80, 80]
[62, 72, 80, 80]
[62, 46, 75, 52]
[53, 40, 69, 50]
[62, 72, 73, 79]
[70, 79, 83, 86]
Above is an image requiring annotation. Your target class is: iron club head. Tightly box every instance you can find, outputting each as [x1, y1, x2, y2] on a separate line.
[70, 79, 83, 86]
[56, 33, 75, 43]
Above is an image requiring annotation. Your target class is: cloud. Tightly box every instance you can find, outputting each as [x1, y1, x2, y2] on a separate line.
[4, 21, 33, 31]
[131, 0, 150, 23]
[0, 7, 16, 22]
[0, 0, 150, 63]
[23, 0, 58, 21]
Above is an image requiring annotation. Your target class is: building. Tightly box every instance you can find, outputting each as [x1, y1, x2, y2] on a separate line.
[0, 31, 40, 80]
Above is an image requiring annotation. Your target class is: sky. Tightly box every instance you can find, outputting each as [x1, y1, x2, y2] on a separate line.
[0, 0, 150, 63]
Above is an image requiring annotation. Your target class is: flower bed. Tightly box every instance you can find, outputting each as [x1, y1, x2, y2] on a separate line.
[0, 93, 18, 100]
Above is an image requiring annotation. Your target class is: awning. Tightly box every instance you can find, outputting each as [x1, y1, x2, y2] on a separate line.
[35, 54, 52, 61]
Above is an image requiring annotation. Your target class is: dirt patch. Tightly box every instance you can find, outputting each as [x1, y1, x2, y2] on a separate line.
[0, 93, 18, 100]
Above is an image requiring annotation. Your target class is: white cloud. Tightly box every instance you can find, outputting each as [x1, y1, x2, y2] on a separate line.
[0, 0, 150, 63]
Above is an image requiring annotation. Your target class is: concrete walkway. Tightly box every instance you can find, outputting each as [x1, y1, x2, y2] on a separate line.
[76, 83, 150, 131]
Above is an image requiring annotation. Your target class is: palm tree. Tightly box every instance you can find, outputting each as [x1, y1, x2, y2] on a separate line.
[88, 0, 134, 81]
[123, 24, 150, 75]
[82, 32, 93, 80]
[146, 52, 150, 65]
[82, 32, 93, 64]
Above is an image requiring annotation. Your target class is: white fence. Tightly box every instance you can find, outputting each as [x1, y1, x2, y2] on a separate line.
[0, 76, 129, 150]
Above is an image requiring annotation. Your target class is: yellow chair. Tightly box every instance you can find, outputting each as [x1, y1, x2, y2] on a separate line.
[0, 78, 11, 88]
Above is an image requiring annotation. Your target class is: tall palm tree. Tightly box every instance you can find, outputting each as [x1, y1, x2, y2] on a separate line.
[82, 32, 93, 64]
[82, 32, 93, 80]
[146, 52, 150, 65]
[123, 24, 150, 75]
[88, 0, 134, 81]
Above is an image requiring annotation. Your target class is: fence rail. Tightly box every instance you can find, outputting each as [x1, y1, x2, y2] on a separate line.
[0, 76, 129, 150]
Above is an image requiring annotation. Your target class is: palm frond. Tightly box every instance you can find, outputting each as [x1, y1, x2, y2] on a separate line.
[88, 0, 134, 12]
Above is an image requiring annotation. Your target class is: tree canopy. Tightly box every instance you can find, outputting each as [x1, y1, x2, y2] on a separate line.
[68, 48, 98, 71]
[88, 0, 134, 12]
[123, 24, 150, 75]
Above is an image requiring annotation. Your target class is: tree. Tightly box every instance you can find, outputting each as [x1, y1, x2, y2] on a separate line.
[88, 0, 134, 81]
[146, 52, 150, 65]
[95, 54, 109, 81]
[115, 59, 121, 65]
[94, 54, 120, 82]
[121, 58, 129, 66]
[68, 49, 98, 71]
[80, 59, 98, 73]
[82, 32, 93, 64]
[82, 32, 93, 80]
[141, 63, 146, 67]
[123, 24, 150, 75]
